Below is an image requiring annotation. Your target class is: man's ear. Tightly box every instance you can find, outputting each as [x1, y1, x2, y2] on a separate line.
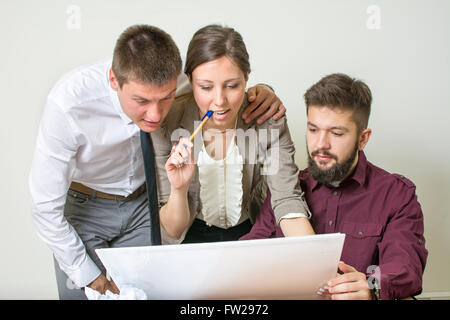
[358, 128, 372, 150]
[109, 68, 119, 91]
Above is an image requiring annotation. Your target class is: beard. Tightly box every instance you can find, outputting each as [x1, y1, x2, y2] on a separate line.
[307, 142, 359, 186]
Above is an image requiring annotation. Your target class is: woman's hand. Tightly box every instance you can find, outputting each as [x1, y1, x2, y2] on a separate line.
[161, 137, 195, 239]
[165, 137, 195, 191]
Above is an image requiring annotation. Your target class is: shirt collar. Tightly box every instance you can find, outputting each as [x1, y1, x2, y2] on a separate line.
[310, 150, 368, 191]
[350, 150, 368, 187]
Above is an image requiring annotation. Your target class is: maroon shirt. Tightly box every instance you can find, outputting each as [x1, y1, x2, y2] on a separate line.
[241, 151, 428, 300]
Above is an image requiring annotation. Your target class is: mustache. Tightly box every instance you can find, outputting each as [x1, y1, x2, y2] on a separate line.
[311, 150, 338, 160]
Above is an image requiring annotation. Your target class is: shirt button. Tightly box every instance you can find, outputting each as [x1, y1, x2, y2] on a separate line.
[358, 231, 364, 236]
[328, 220, 333, 226]
[333, 191, 338, 196]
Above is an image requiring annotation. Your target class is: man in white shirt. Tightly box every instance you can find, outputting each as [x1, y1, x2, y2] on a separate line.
[29, 24, 286, 299]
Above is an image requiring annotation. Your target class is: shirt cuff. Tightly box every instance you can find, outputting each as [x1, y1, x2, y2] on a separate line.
[279, 212, 310, 221]
[62, 255, 102, 288]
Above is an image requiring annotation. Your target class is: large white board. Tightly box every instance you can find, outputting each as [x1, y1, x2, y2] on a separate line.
[96, 233, 345, 299]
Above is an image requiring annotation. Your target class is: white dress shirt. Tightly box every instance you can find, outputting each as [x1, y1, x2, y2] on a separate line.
[29, 59, 189, 287]
[197, 135, 308, 231]
[198, 138, 244, 229]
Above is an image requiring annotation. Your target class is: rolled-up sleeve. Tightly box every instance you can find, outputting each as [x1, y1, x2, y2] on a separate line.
[29, 98, 101, 287]
[260, 115, 311, 224]
[240, 190, 284, 240]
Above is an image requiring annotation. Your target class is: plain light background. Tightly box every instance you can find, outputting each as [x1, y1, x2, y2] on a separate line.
[0, 0, 449, 299]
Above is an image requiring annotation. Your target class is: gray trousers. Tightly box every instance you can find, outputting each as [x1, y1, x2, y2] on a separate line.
[54, 188, 151, 300]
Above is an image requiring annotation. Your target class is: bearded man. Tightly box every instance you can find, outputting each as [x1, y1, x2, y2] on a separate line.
[241, 73, 428, 300]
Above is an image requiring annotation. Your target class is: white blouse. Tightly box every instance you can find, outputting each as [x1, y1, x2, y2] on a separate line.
[197, 136, 244, 229]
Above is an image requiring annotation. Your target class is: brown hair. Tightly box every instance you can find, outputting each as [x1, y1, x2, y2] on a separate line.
[304, 73, 372, 132]
[112, 24, 181, 88]
[184, 24, 250, 79]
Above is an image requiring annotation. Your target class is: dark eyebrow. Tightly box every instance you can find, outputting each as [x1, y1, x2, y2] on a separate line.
[330, 126, 349, 132]
[132, 88, 177, 101]
[307, 122, 349, 132]
[224, 77, 242, 82]
[132, 95, 148, 100]
[195, 77, 242, 83]
[162, 88, 177, 99]
[160, 88, 177, 101]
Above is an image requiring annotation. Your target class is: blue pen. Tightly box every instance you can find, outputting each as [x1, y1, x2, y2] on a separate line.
[170, 110, 214, 154]
[189, 110, 214, 142]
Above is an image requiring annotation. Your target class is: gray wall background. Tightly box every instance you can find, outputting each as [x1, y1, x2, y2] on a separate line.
[1, 0, 449, 299]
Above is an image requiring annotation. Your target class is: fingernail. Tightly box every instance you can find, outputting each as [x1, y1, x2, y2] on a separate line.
[327, 281, 332, 286]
